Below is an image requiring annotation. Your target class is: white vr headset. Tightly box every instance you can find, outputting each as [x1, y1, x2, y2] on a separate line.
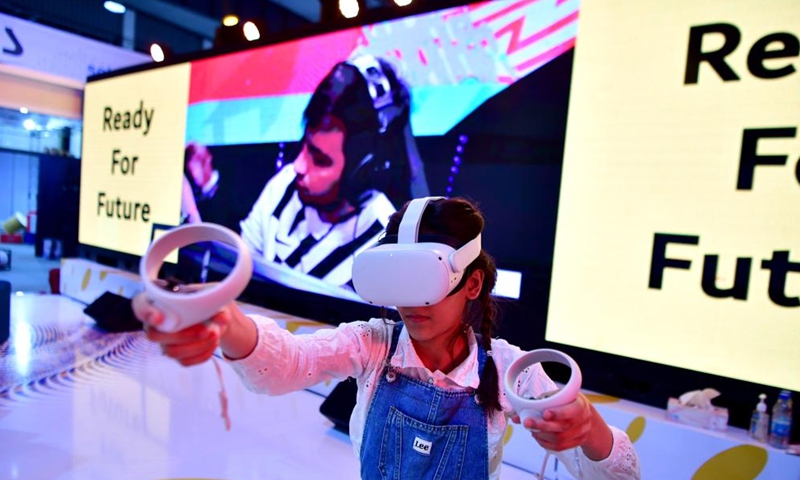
[352, 196, 482, 307]
[139, 223, 253, 333]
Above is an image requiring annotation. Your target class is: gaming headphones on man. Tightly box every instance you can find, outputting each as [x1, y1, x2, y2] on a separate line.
[352, 196, 482, 307]
[338, 54, 408, 207]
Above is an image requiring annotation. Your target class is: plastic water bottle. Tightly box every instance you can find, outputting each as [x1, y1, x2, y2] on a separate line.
[769, 390, 793, 449]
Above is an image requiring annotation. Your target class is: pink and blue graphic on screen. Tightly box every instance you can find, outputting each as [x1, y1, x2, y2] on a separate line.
[185, 0, 579, 146]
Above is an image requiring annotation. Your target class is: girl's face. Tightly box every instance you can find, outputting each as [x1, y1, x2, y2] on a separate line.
[397, 269, 484, 345]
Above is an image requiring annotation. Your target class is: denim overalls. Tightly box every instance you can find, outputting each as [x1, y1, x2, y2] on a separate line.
[360, 323, 490, 480]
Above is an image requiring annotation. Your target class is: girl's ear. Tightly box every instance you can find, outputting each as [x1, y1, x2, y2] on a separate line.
[465, 269, 484, 301]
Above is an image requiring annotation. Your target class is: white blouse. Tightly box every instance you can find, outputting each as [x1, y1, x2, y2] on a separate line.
[228, 315, 641, 479]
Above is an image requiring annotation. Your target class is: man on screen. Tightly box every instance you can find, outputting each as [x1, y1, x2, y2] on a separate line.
[181, 142, 218, 223]
[239, 54, 427, 289]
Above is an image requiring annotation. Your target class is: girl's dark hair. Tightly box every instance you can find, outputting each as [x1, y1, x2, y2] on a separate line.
[385, 197, 502, 413]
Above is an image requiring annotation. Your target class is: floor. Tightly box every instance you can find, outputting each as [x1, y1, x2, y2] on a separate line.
[0, 242, 59, 294]
[0, 294, 540, 480]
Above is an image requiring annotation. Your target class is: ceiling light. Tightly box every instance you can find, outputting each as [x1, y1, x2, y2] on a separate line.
[243, 21, 260, 41]
[394, 0, 413, 6]
[103, 1, 126, 14]
[339, 0, 360, 19]
[19, 107, 28, 114]
[150, 44, 165, 63]
[222, 15, 239, 27]
[23, 119, 36, 131]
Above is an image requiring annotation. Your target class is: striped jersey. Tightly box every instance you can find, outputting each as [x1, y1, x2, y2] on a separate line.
[239, 165, 396, 288]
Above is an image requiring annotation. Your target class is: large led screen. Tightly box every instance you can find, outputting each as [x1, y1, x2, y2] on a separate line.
[81, 0, 579, 301]
[548, 0, 800, 392]
[79, 0, 798, 396]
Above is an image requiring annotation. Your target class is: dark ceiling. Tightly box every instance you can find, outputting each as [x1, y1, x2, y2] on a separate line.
[0, 0, 470, 59]
[0, 0, 319, 55]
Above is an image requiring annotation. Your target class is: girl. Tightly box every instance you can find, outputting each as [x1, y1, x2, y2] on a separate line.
[134, 197, 640, 479]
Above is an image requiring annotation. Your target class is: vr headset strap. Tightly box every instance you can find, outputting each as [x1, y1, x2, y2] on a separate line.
[450, 233, 482, 272]
[398, 196, 444, 244]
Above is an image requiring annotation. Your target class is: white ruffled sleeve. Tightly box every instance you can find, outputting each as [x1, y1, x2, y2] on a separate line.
[557, 426, 641, 479]
[226, 315, 389, 396]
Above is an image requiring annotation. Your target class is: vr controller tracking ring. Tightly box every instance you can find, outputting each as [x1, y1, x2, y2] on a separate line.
[140, 223, 253, 333]
[503, 348, 582, 423]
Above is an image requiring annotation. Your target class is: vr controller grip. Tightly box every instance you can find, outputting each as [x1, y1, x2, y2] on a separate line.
[140, 223, 252, 334]
[503, 349, 582, 423]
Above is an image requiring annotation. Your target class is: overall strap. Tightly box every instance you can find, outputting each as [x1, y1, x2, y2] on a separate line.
[387, 322, 403, 360]
[475, 333, 487, 378]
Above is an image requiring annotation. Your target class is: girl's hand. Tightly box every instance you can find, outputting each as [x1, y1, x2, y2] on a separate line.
[510, 393, 613, 461]
[131, 292, 232, 366]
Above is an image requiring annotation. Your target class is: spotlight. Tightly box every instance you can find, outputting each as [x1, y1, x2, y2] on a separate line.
[103, 1, 126, 14]
[150, 43, 166, 62]
[243, 21, 260, 41]
[321, 0, 364, 24]
[222, 15, 239, 27]
[215, 18, 267, 48]
[339, 0, 360, 19]
[394, 0, 413, 6]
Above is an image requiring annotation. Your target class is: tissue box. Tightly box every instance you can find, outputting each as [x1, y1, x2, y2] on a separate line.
[667, 398, 728, 430]
[667, 397, 728, 431]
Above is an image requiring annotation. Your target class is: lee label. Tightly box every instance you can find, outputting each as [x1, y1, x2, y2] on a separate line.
[413, 436, 432, 455]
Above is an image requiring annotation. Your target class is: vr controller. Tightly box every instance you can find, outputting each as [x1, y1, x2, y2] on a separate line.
[503, 349, 582, 423]
[139, 223, 253, 333]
